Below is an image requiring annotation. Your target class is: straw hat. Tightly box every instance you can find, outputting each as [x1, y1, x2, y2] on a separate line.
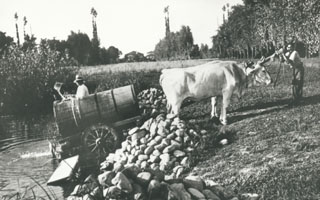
[74, 75, 84, 83]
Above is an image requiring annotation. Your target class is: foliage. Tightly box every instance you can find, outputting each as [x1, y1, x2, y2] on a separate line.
[199, 44, 212, 59]
[0, 31, 14, 56]
[105, 46, 122, 64]
[0, 43, 78, 115]
[154, 26, 202, 60]
[42, 38, 69, 60]
[213, 0, 320, 58]
[21, 34, 37, 51]
[66, 31, 91, 65]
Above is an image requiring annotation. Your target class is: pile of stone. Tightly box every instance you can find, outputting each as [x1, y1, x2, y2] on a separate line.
[116, 113, 209, 176]
[66, 88, 260, 200]
[67, 166, 248, 200]
[137, 88, 167, 120]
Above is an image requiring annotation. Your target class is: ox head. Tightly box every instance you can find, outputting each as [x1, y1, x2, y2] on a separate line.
[245, 57, 272, 86]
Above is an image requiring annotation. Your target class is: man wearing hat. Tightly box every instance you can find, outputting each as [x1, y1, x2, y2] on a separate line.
[279, 43, 304, 106]
[74, 75, 89, 99]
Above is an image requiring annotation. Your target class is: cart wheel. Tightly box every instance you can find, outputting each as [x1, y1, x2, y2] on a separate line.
[82, 124, 119, 160]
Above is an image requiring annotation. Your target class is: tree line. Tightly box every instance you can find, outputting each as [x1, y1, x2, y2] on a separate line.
[2, 1, 320, 66]
[1, 8, 122, 67]
[211, 0, 320, 59]
[153, 6, 212, 60]
[0, 7, 213, 64]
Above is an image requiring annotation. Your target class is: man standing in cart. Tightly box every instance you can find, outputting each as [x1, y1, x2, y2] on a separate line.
[74, 75, 89, 99]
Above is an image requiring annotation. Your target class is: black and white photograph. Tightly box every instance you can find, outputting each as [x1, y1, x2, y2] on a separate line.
[0, 0, 320, 199]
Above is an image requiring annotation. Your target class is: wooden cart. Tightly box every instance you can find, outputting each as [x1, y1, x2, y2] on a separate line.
[50, 84, 141, 163]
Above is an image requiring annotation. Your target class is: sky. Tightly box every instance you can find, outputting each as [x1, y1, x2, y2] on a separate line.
[0, 0, 243, 56]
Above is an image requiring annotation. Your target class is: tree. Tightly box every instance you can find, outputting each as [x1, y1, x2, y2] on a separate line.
[178, 26, 194, 59]
[0, 42, 77, 114]
[89, 7, 100, 65]
[91, 7, 98, 42]
[164, 6, 170, 37]
[21, 34, 37, 51]
[190, 44, 200, 59]
[66, 31, 91, 65]
[0, 31, 14, 56]
[212, 0, 320, 58]
[14, 13, 20, 47]
[106, 46, 121, 64]
[199, 44, 211, 59]
[23, 16, 27, 39]
[154, 25, 196, 60]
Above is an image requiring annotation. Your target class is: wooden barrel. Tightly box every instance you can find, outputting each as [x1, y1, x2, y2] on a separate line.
[96, 85, 139, 122]
[77, 94, 100, 130]
[53, 84, 139, 137]
[53, 99, 81, 137]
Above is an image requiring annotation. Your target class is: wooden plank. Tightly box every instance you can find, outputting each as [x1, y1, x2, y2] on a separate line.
[47, 155, 79, 186]
[111, 116, 141, 127]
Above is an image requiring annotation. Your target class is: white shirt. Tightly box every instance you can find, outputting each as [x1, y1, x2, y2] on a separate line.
[285, 50, 303, 68]
[76, 84, 89, 99]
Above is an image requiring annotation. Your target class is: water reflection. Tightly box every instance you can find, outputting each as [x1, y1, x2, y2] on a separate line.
[0, 116, 67, 199]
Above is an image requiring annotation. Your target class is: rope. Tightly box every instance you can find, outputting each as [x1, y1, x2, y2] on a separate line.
[273, 59, 282, 88]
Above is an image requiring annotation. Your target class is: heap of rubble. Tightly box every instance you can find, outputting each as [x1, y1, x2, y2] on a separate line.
[67, 88, 259, 200]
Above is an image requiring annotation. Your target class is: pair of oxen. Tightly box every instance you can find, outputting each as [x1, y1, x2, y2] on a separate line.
[160, 55, 277, 125]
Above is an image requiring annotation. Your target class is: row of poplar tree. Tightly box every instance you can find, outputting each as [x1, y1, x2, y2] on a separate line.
[211, 0, 320, 59]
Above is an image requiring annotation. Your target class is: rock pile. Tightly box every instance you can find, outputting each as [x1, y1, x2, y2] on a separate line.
[67, 168, 243, 200]
[106, 114, 208, 177]
[66, 88, 259, 200]
[137, 88, 167, 120]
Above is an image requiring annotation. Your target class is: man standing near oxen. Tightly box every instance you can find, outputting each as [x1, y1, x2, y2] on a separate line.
[279, 43, 304, 106]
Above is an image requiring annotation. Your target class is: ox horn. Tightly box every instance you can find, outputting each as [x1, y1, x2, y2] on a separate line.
[259, 56, 266, 63]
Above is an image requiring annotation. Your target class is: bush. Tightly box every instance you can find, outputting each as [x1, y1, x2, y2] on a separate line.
[0, 44, 78, 115]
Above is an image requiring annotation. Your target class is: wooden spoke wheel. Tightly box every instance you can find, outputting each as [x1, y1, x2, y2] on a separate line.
[82, 124, 119, 160]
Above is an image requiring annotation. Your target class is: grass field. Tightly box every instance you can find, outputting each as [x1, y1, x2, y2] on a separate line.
[185, 61, 320, 200]
[81, 58, 320, 199]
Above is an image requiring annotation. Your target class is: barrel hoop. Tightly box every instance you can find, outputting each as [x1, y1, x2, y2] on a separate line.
[130, 85, 138, 104]
[76, 99, 82, 120]
[111, 89, 119, 116]
[71, 99, 79, 127]
[94, 93, 102, 121]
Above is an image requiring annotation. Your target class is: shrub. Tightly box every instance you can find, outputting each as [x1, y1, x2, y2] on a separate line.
[0, 44, 78, 115]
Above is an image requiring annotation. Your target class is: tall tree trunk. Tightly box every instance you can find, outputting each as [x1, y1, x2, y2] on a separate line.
[15, 23, 20, 47]
[252, 46, 255, 59]
[319, 34, 320, 58]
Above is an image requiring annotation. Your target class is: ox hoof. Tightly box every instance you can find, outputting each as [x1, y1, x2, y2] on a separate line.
[220, 119, 228, 126]
[210, 116, 220, 125]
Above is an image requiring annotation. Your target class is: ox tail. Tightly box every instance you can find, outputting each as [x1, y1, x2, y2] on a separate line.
[159, 69, 173, 114]
[159, 69, 169, 87]
[159, 73, 164, 88]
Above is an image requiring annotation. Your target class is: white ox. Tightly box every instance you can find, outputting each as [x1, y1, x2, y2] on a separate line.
[160, 59, 272, 125]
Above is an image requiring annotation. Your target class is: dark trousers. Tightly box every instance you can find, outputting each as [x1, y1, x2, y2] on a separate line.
[292, 65, 304, 101]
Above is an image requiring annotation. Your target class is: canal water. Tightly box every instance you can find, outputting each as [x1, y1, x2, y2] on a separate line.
[0, 115, 71, 199]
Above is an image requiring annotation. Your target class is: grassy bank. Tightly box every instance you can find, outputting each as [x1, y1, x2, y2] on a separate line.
[181, 60, 320, 199]
[79, 58, 320, 199]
